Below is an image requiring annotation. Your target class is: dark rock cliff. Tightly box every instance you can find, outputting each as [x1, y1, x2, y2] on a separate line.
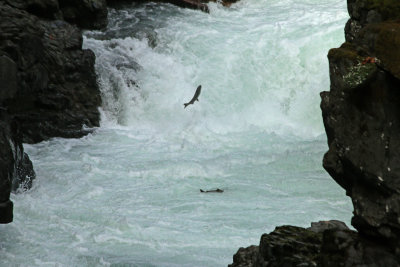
[0, 0, 104, 223]
[0, 2, 102, 143]
[0, 112, 35, 223]
[322, 0, 400, 249]
[230, 0, 400, 265]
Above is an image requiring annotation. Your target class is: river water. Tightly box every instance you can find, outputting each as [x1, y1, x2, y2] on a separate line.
[1, 0, 351, 266]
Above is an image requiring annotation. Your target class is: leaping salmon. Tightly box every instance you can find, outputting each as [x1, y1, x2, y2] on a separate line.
[184, 85, 201, 109]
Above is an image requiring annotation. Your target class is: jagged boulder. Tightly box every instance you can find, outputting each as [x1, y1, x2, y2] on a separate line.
[230, 221, 399, 267]
[230, 225, 322, 267]
[0, 2, 101, 143]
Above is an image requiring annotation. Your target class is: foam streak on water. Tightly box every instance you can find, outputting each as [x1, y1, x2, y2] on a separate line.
[1, 1, 350, 266]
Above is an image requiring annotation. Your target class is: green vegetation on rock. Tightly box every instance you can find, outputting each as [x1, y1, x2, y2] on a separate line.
[343, 62, 377, 89]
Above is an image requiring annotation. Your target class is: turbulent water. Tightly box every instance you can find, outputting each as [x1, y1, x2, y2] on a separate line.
[1, 1, 351, 266]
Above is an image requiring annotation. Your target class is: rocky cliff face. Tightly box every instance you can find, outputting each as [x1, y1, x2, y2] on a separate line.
[0, 2, 102, 143]
[0, 0, 105, 223]
[322, 0, 400, 252]
[230, 0, 400, 265]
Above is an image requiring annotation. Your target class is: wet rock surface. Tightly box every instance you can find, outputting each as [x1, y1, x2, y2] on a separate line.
[229, 222, 330, 267]
[322, 0, 400, 251]
[230, 221, 399, 267]
[0, 53, 36, 224]
[0, 2, 101, 143]
[0, 0, 102, 223]
[0, 112, 35, 223]
[230, 0, 400, 265]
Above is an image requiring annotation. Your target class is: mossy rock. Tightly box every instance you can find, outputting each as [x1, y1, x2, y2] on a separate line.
[365, 0, 400, 20]
[328, 43, 363, 62]
[328, 43, 379, 91]
[357, 21, 400, 79]
[343, 61, 378, 90]
[374, 22, 400, 79]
